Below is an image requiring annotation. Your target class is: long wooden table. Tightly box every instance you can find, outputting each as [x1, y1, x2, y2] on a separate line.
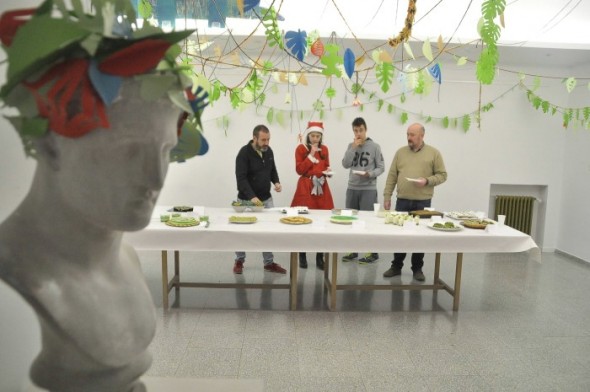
[124, 207, 538, 311]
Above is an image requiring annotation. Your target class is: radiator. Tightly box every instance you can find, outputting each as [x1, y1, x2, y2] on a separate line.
[494, 195, 535, 234]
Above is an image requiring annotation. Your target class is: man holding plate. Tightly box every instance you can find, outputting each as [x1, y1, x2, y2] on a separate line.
[382, 123, 448, 281]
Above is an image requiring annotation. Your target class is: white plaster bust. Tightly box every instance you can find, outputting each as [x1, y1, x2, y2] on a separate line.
[0, 79, 178, 391]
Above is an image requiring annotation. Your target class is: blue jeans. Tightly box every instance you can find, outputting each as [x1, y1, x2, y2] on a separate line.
[392, 198, 431, 271]
[235, 197, 274, 265]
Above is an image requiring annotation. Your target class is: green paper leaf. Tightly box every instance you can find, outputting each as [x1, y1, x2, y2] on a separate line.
[230, 89, 242, 109]
[400, 112, 408, 124]
[456, 56, 468, 66]
[4, 16, 90, 91]
[425, 116, 432, 123]
[387, 104, 394, 114]
[321, 44, 343, 77]
[326, 87, 336, 98]
[266, 107, 274, 124]
[541, 100, 550, 114]
[403, 43, 415, 60]
[564, 77, 577, 93]
[138, 0, 153, 18]
[476, 46, 499, 85]
[262, 6, 284, 49]
[377, 99, 384, 111]
[400, 93, 406, 104]
[422, 39, 433, 62]
[442, 117, 449, 128]
[276, 111, 285, 127]
[376, 62, 394, 93]
[462, 115, 471, 132]
[533, 76, 541, 91]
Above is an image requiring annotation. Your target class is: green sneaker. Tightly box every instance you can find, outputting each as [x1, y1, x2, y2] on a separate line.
[358, 253, 379, 264]
[342, 253, 358, 262]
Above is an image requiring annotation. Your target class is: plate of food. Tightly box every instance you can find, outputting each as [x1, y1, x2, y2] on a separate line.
[165, 216, 199, 227]
[352, 170, 366, 175]
[330, 215, 358, 225]
[445, 211, 480, 220]
[460, 219, 494, 229]
[322, 170, 334, 176]
[228, 216, 257, 224]
[231, 200, 264, 212]
[331, 208, 358, 215]
[172, 205, 193, 212]
[427, 221, 462, 231]
[280, 216, 313, 225]
[411, 210, 444, 219]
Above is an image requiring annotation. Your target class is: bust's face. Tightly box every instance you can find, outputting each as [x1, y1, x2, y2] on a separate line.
[53, 81, 178, 231]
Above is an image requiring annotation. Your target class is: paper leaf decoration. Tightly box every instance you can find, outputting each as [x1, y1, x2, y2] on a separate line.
[310, 39, 324, 57]
[403, 42, 415, 60]
[321, 44, 342, 78]
[170, 120, 209, 162]
[437, 35, 444, 52]
[376, 62, 394, 93]
[371, 49, 382, 64]
[285, 29, 307, 61]
[88, 60, 122, 105]
[422, 39, 433, 62]
[428, 63, 441, 84]
[343, 48, 355, 79]
[238, 0, 260, 16]
[456, 56, 467, 66]
[564, 77, 577, 93]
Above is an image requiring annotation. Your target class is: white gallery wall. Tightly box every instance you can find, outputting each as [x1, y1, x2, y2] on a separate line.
[0, 1, 589, 390]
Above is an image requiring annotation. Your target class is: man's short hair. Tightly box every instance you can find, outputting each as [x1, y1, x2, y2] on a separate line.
[352, 117, 366, 128]
[253, 124, 270, 137]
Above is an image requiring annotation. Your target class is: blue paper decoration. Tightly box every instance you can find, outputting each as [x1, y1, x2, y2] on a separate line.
[243, 0, 260, 13]
[88, 60, 122, 105]
[428, 63, 442, 84]
[285, 30, 308, 62]
[343, 48, 355, 79]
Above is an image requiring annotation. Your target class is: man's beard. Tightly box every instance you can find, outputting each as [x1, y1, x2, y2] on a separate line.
[258, 146, 268, 152]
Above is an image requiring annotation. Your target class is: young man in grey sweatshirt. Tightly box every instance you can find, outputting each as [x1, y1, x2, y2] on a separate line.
[341, 117, 385, 264]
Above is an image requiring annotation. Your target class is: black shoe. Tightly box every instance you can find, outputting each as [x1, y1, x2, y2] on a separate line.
[316, 253, 324, 270]
[383, 267, 402, 277]
[342, 252, 358, 262]
[299, 253, 308, 269]
[413, 270, 426, 281]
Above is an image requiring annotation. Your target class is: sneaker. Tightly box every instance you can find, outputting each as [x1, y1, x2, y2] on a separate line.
[342, 253, 358, 262]
[264, 262, 287, 274]
[233, 259, 244, 274]
[358, 253, 379, 264]
[413, 270, 426, 281]
[383, 267, 402, 278]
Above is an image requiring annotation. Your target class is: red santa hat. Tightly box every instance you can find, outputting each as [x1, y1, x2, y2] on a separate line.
[304, 121, 324, 139]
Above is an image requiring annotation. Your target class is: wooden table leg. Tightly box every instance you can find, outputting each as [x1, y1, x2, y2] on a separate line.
[174, 250, 180, 295]
[161, 250, 168, 310]
[453, 253, 463, 311]
[290, 252, 298, 310]
[329, 252, 338, 310]
[434, 252, 441, 286]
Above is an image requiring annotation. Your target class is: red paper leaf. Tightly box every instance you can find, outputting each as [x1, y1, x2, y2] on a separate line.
[98, 39, 173, 76]
[25, 59, 109, 138]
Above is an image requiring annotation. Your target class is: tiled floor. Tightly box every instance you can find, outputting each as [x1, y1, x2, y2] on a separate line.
[139, 250, 590, 391]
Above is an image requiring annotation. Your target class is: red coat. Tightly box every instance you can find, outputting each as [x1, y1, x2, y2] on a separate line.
[290, 143, 334, 210]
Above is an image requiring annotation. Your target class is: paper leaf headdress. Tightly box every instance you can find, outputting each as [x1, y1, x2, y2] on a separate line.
[0, 0, 208, 161]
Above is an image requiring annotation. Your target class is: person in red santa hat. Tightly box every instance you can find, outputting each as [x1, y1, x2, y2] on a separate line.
[290, 121, 334, 269]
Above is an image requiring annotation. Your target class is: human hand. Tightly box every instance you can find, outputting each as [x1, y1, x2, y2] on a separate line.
[415, 177, 428, 187]
[353, 136, 364, 147]
[384, 200, 391, 210]
[309, 144, 319, 155]
[251, 197, 262, 205]
[274, 183, 282, 192]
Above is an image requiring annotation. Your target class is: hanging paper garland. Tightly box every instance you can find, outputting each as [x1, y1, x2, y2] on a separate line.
[428, 63, 441, 84]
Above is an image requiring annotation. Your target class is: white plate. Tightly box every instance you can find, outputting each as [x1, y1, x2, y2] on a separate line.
[427, 222, 462, 231]
[352, 170, 366, 175]
[405, 177, 421, 182]
[322, 170, 334, 176]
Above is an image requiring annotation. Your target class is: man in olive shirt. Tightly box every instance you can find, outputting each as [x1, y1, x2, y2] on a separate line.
[382, 123, 447, 281]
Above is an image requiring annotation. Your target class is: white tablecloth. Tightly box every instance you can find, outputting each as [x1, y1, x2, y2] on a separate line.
[124, 207, 538, 254]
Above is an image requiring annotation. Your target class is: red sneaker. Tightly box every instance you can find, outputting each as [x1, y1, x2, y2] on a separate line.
[264, 262, 286, 274]
[233, 259, 244, 274]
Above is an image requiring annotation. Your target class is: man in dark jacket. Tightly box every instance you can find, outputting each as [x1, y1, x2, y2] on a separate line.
[233, 124, 286, 274]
